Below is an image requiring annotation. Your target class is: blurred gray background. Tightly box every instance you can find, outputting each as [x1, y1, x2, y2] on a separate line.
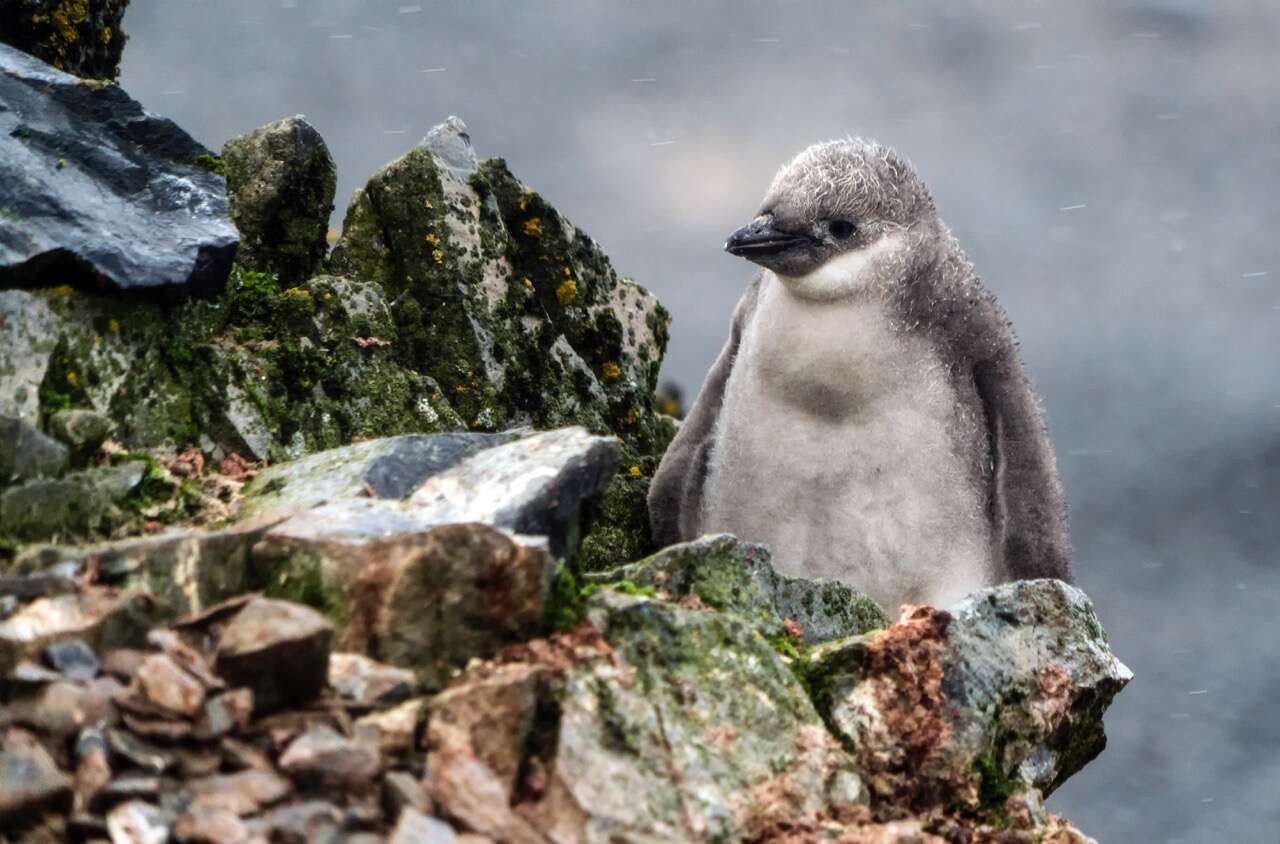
[120, 1, 1279, 839]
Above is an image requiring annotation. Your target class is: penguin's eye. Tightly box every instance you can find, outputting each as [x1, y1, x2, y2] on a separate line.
[827, 220, 856, 240]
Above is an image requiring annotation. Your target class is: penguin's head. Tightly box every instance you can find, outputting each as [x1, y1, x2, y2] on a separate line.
[725, 138, 936, 299]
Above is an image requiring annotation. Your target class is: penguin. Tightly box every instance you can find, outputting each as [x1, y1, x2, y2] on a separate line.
[648, 138, 1071, 611]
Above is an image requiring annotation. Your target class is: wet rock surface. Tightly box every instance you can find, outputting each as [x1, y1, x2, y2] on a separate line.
[0, 44, 237, 293]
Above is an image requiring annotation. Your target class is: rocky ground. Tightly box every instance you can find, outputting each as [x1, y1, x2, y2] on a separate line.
[0, 13, 1129, 844]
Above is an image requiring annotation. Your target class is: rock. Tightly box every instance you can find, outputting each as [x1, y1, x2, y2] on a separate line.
[278, 725, 381, 792]
[0, 728, 72, 821]
[0, 416, 68, 485]
[222, 117, 336, 285]
[35, 524, 267, 619]
[381, 770, 430, 820]
[0, 45, 237, 294]
[389, 809, 456, 844]
[0, 0, 130, 79]
[337, 524, 558, 690]
[106, 799, 172, 844]
[171, 804, 250, 844]
[249, 799, 343, 842]
[213, 597, 333, 713]
[354, 698, 426, 757]
[0, 588, 155, 676]
[328, 653, 414, 708]
[587, 533, 888, 643]
[185, 769, 291, 816]
[106, 728, 176, 775]
[46, 408, 114, 460]
[239, 431, 509, 523]
[0, 461, 145, 542]
[42, 637, 99, 680]
[258, 427, 618, 561]
[135, 653, 206, 718]
[428, 592, 864, 842]
[330, 117, 669, 444]
[1, 677, 120, 738]
[812, 579, 1132, 814]
[191, 689, 253, 741]
[73, 727, 111, 813]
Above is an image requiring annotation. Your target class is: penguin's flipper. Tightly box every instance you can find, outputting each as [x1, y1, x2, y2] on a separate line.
[973, 354, 1073, 583]
[648, 275, 764, 547]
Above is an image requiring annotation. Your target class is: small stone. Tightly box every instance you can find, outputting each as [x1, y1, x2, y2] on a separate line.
[107, 729, 177, 775]
[219, 736, 273, 772]
[106, 800, 173, 844]
[0, 588, 156, 678]
[172, 804, 250, 844]
[192, 689, 254, 741]
[389, 809, 456, 844]
[382, 770, 431, 819]
[43, 638, 99, 680]
[214, 598, 333, 714]
[9, 659, 63, 684]
[136, 653, 206, 718]
[74, 728, 111, 813]
[250, 799, 343, 842]
[173, 747, 222, 779]
[278, 725, 381, 792]
[328, 652, 414, 708]
[101, 648, 147, 680]
[185, 769, 291, 816]
[146, 629, 223, 690]
[2, 678, 120, 739]
[120, 712, 193, 742]
[0, 728, 72, 821]
[354, 697, 426, 757]
[92, 774, 165, 813]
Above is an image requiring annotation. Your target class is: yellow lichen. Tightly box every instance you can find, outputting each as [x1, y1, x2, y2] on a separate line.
[628, 465, 642, 478]
[424, 232, 440, 246]
[520, 277, 534, 290]
[432, 249, 444, 264]
[555, 279, 578, 306]
[325, 228, 338, 244]
[65, 371, 79, 388]
[522, 217, 544, 237]
[107, 319, 121, 336]
[283, 287, 309, 299]
[601, 361, 622, 381]
[625, 406, 639, 425]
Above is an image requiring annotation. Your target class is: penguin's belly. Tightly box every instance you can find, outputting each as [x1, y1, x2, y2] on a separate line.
[703, 284, 993, 611]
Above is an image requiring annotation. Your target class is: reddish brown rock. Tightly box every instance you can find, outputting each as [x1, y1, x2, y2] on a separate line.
[136, 653, 206, 718]
[213, 598, 333, 714]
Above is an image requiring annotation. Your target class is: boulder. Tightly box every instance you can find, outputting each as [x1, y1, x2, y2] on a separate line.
[0, 44, 237, 293]
[586, 533, 888, 643]
[45, 408, 114, 460]
[222, 116, 336, 285]
[809, 579, 1132, 813]
[0, 0, 130, 79]
[256, 427, 619, 561]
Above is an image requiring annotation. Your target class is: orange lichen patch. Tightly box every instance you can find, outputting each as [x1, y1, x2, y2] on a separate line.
[849, 605, 953, 815]
[1031, 664, 1074, 734]
[554, 279, 577, 306]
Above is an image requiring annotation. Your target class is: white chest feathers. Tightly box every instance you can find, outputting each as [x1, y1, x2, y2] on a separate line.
[703, 275, 994, 612]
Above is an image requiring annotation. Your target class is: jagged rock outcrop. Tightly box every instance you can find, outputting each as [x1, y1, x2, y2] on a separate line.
[0, 44, 238, 294]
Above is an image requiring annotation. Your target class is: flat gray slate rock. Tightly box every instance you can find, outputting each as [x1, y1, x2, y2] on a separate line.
[0, 44, 238, 294]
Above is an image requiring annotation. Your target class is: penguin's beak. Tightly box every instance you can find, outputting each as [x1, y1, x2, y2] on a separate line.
[724, 216, 811, 259]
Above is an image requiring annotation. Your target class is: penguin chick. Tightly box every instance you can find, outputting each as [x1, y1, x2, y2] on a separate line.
[648, 138, 1071, 611]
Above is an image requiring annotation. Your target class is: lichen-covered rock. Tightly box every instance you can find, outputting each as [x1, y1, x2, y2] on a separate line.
[256, 427, 619, 559]
[0, 461, 145, 542]
[222, 117, 336, 286]
[427, 591, 865, 842]
[0, 415, 68, 486]
[330, 117, 669, 448]
[587, 534, 888, 644]
[239, 430, 510, 523]
[0, 0, 130, 79]
[45, 408, 113, 461]
[810, 579, 1132, 814]
[0, 44, 237, 293]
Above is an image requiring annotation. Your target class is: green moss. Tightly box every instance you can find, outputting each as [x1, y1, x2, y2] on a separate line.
[975, 748, 1016, 812]
[258, 549, 350, 627]
[193, 153, 227, 177]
